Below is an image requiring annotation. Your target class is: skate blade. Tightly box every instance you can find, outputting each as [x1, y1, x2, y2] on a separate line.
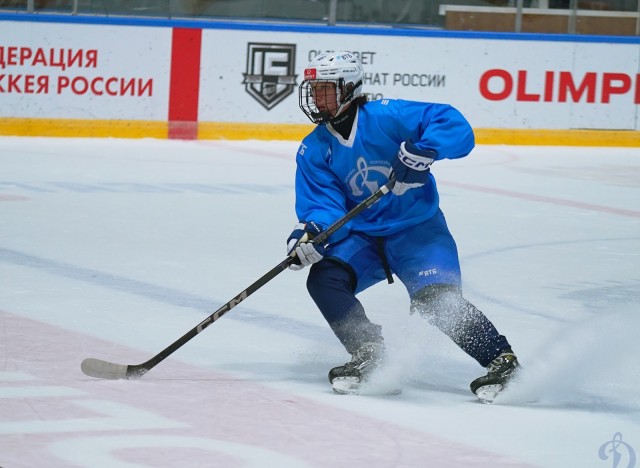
[475, 384, 503, 404]
[332, 377, 402, 396]
[332, 377, 361, 395]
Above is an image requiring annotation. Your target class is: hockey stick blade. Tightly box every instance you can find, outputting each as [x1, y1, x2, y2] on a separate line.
[81, 358, 148, 380]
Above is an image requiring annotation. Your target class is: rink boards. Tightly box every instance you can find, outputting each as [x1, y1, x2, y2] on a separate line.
[1, 14, 639, 145]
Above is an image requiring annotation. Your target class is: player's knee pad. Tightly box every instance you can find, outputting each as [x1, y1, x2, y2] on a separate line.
[306, 258, 356, 301]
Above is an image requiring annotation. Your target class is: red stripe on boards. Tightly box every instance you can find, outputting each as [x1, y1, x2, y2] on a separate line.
[168, 28, 202, 139]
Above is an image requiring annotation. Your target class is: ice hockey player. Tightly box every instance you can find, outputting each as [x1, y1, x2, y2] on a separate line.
[286, 51, 519, 401]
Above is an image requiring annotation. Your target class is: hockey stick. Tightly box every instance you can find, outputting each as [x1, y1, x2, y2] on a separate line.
[81, 178, 395, 380]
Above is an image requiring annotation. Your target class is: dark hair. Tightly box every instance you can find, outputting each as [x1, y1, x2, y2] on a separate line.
[354, 95, 368, 107]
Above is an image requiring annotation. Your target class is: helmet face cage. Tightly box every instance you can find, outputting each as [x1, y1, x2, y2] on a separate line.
[299, 79, 344, 124]
[298, 52, 364, 124]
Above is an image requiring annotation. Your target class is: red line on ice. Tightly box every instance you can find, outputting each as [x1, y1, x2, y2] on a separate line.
[441, 180, 640, 218]
[0, 194, 29, 201]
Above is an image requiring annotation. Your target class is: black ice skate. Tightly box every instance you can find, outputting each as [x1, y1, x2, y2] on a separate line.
[329, 342, 400, 395]
[470, 351, 520, 403]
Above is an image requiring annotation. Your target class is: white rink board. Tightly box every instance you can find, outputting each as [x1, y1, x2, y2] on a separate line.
[0, 21, 171, 120]
[201, 29, 640, 130]
[2, 18, 639, 130]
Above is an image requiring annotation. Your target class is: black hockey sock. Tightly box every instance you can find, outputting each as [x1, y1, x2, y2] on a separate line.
[411, 284, 511, 367]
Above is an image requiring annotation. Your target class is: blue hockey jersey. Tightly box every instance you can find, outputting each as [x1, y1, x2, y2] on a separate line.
[294, 99, 475, 242]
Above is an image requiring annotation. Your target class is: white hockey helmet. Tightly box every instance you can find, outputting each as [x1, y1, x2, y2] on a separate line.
[299, 51, 365, 124]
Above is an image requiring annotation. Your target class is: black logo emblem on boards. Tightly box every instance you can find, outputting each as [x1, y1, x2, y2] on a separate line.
[242, 43, 297, 110]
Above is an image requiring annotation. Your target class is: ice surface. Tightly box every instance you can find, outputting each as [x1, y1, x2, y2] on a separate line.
[1, 137, 639, 467]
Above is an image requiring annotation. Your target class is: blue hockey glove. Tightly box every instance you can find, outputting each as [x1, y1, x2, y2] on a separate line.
[390, 140, 436, 196]
[286, 221, 325, 271]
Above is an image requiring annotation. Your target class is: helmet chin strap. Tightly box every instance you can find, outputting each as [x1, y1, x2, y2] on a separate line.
[311, 109, 334, 122]
[330, 103, 352, 124]
[330, 78, 362, 122]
